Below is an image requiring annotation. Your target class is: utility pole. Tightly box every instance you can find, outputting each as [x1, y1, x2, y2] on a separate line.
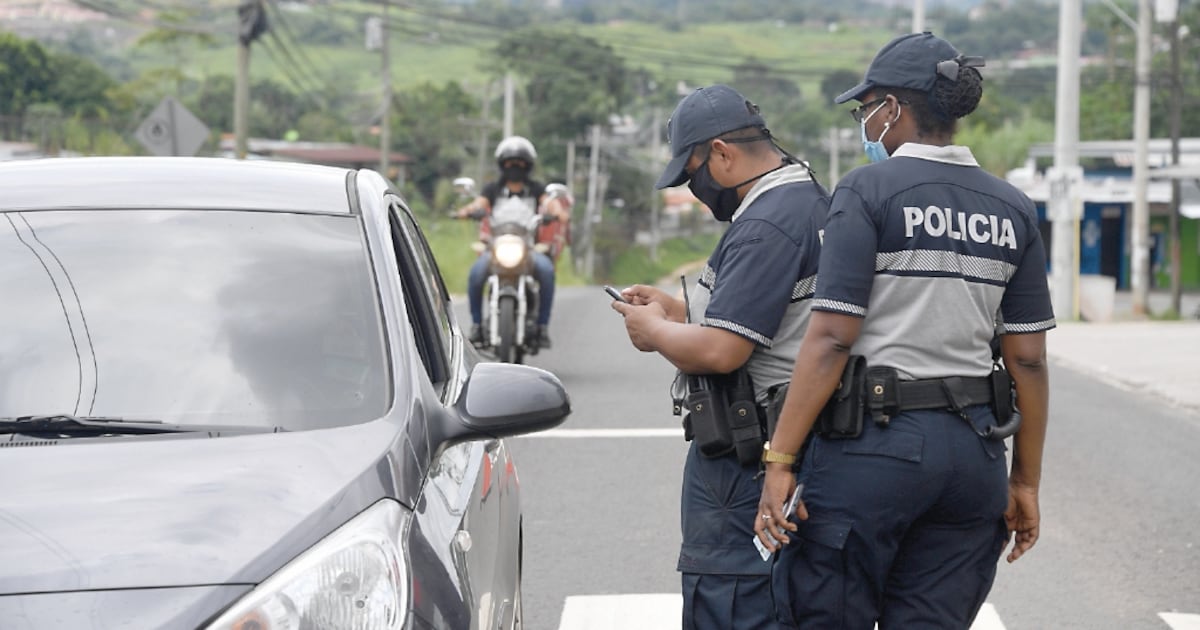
[1049, 0, 1082, 321]
[235, 0, 267, 160]
[1130, 0, 1152, 316]
[477, 81, 493, 184]
[1167, 10, 1183, 314]
[584, 124, 602, 280]
[828, 127, 840, 186]
[235, 41, 248, 159]
[566, 140, 576, 193]
[379, 0, 392, 178]
[503, 72, 515, 138]
[650, 107, 663, 263]
[912, 0, 926, 33]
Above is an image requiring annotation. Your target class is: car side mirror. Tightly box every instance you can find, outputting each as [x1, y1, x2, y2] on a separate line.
[453, 363, 569, 439]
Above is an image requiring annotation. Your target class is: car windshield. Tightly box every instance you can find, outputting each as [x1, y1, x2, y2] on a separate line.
[0, 209, 391, 431]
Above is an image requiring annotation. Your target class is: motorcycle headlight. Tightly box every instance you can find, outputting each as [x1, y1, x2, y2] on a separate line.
[205, 499, 411, 630]
[493, 234, 526, 269]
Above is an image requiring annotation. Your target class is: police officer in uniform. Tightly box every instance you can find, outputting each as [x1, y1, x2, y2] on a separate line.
[611, 85, 827, 630]
[753, 33, 1054, 628]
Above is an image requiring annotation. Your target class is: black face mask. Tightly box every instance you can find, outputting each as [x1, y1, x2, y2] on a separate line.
[687, 158, 782, 222]
[688, 159, 739, 222]
[502, 165, 530, 183]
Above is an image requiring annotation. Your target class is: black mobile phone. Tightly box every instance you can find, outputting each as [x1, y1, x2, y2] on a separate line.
[604, 285, 627, 303]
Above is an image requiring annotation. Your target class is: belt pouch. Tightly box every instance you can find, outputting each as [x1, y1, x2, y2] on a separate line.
[983, 362, 1022, 440]
[685, 374, 733, 457]
[726, 369, 763, 466]
[765, 382, 789, 440]
[816, 355, 867, 439]
[989, 363, 1014, 425]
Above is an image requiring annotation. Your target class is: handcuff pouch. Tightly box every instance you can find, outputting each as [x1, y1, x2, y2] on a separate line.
[815, 355, 867, 439]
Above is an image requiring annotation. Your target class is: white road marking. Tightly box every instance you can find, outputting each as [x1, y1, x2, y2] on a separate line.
[873, 604, 1004, 630]
[556, 595, 1008, 630]
[558, 594, 682, 630]
[971, 604, 1007, 630]
[1161, 613, 1200, 630]
[525, 428, 685, 439]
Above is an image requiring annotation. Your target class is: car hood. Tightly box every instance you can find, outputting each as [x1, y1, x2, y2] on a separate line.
[0, 418, 415, 595]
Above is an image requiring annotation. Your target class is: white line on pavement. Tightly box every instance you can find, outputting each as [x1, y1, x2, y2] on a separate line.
[971, 604, 1007, 630]
[525, 428, 685, 439]
[874, 604, 1004, 630]
[558, 594, 682, 630]
[1161, 613, 1200, 630]
[556, 596, 1194, 629]
[556, 595, 1008, 630]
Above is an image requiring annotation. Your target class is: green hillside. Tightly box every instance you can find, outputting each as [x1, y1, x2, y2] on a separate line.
[129, 14, 888, 99]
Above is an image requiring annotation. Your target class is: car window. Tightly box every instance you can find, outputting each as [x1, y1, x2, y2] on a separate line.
[388, 201, 451, 389]
[391, 201, 455, 354]
[0, 209, 391, 430]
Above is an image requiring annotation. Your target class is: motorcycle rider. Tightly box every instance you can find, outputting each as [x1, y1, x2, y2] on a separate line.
[455, 136, 568, 348]
[539, 182, 573, 265]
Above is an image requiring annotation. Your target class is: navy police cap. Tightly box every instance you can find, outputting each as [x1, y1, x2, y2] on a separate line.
[656, 85, 766, 190]
[835, 32, 984, 104]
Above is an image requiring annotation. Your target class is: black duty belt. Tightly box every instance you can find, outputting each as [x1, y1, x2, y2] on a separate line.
[867, 368, 993, 427]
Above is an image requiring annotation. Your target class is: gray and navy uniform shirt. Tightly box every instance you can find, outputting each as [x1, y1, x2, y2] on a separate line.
[815, 143, 1055, 380]
[687, 163, 828, 404]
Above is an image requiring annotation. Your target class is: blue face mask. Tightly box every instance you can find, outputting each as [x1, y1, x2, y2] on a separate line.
[860, 100, 894, 163]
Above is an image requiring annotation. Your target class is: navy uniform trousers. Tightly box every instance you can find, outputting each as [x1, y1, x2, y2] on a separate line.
[772, 405, 1009, 629]
[678, 442, 780, 630]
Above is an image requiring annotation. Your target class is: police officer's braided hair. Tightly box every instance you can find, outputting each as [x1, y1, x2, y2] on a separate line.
[931, 65, 983, 121]
[886, 66, 983, 137]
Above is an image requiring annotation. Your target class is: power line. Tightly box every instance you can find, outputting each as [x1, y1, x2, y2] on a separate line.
[262, 0, 331, 89]
[70, 0, 226, 36]
[330, 2, 832, 76]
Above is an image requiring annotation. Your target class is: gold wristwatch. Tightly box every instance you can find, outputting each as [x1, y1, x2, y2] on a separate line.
[761, 442, 796, 465]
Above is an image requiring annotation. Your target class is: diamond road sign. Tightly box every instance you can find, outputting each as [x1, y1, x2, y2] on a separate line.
[135, 96, 210, 157]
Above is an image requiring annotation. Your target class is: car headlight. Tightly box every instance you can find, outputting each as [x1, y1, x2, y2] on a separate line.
[493, 234, 526, 269]
[205, 499, 411, 630]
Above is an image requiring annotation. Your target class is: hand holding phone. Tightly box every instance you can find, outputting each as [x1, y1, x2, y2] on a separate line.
[604, 285, 627, 303]
[752, 484, 804, 561]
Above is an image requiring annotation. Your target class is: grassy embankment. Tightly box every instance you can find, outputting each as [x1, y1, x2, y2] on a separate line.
[154, 16, 884, 98]
[420, 216, 720, 293]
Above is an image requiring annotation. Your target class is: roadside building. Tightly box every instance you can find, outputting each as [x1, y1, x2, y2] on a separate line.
[1007, 138, 1200, 290]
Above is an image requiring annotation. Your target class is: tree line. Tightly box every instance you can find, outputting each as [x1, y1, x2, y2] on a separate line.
[1, 0, 1197, 275]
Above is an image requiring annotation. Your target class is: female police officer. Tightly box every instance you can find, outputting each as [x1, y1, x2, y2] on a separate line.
[753, 32, 1054, 628]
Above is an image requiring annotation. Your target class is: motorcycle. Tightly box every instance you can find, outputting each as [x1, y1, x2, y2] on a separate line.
[453, 177, 568, 364]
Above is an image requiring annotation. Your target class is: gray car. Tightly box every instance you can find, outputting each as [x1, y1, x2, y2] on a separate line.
[0, 157, 570, 629]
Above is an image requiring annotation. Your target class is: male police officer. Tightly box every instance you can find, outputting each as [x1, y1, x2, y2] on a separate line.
[611, 85, 827, 630]
[754, 33, 1053, 628]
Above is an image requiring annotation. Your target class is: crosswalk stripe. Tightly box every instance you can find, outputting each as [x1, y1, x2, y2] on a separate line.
[875, 604, 1004, 630]
[556, 595, 1008, 630]
[558, 594, 682, 630]
[971, 604, 1007, 630]
[525, 428, 685, 439]
[1161, 613, 1200, 630]
[557, 595, 1196, 629]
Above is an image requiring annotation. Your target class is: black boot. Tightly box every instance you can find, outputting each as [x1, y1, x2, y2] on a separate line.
[535, 324, 552, 349]
[469, 324, 484, 347]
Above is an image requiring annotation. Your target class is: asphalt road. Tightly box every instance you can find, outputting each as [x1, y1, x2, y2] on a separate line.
[457, 285, 1200, 630]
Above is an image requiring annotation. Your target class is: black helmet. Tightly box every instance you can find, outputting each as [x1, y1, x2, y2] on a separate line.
[494, 135, 537, 169]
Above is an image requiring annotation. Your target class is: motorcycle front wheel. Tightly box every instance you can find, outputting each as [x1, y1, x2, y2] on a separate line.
[497, 295, 522, 364]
